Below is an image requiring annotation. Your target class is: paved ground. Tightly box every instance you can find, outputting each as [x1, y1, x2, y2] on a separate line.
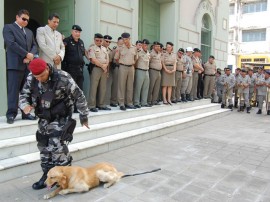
[1, 106, 270, 202]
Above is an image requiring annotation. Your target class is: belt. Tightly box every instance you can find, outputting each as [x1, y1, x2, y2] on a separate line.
[67, 64, 84, 68]
[176, 70, 183, 72]
[149, 68, 161, 72]
[165, 64, 173, 66]
[205, 74, 215, 76]
[120, 63, 133, 67]
[194, 71, 199, 72]
[136, 68, 148, 71]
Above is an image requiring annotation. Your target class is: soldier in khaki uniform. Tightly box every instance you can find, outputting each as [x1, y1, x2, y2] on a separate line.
[110, 37, 123, 107]
[88, 33, 110, 112]
[148, 41, 162, 105]
[114, 32, 138, 111]
[203, 55, 216, 99]
[161, 42, 177, 105]
[190, 48, 204, 101]
[181, 47, 193, 102]
[134, 39, 151, 108]
[221, 67, 235, 109]
[172, 48, 185, 103]
[237, 68, 251, 113]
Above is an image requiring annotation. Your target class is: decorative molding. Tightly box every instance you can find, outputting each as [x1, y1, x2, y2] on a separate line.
[195, 0, 216, 27]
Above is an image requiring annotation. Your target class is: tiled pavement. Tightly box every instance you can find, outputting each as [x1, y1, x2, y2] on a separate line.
[1, 107, 270, 202]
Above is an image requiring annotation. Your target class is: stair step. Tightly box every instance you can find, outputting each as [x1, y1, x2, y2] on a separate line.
[0, 109, 230, 183]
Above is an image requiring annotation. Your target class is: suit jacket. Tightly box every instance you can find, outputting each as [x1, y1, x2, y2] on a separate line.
[36, 25, 65, 69]
[3, 22, 38, 70]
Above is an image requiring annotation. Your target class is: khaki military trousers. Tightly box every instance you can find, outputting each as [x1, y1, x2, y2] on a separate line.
[203, 75, 215, 98]
[191, 71, 198, 99]
[117, 65, 135, 106]
[134, 69, 150, 106]
[222, 87, 233, 106]
[88, 67, 107, 108]
[172, 71, 183, 101]
[110, 67, 119, 105]
[181, 76, 192, 94]
[148, 69, 161, 104]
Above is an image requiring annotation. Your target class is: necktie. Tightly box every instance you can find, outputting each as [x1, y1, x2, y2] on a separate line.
[21, 27, 26, 38]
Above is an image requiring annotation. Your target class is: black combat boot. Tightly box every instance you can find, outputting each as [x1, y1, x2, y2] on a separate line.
[186, 94, 191, 101]
[246, 107, 250, 114]
[181, 94, 187, 102]
[234, 102, 238, 108]
[32, 172, 47, 190]
[221, 103, 225, 108]
[267, 110, 270, 115]
[228, 104, 233, 110]
[256, 109, 262, 114]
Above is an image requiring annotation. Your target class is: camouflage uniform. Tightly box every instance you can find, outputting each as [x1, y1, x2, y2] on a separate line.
[19, 68, 89, 173]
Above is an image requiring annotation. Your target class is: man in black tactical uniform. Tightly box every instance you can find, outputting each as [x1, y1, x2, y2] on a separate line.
[19, 58, 89, 190]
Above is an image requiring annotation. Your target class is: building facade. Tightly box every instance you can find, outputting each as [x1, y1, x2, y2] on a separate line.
[228, 0, 270, 71]
[0, 0, 229, 115]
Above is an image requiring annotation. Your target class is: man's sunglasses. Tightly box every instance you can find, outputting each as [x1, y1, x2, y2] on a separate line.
[105, 40, 111, 43]
[21, 17, 29, 22]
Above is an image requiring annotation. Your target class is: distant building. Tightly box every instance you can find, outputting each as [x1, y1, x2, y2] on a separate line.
[228, 0, 270, 71]
[0, 0, 229, 115]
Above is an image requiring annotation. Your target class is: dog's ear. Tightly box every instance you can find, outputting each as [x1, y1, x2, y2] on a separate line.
[60, 175, 68, 188]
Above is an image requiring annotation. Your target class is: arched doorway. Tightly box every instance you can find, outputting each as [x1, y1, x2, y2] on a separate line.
[201, 14, 212, 63]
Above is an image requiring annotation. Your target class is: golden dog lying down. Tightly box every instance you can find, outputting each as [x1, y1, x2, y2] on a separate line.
[44, 162, 124, 199]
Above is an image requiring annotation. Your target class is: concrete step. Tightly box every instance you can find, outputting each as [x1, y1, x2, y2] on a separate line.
[0, 99, 211, 140]
[0, 103, 220, 160]
[0, 107, 230, 183]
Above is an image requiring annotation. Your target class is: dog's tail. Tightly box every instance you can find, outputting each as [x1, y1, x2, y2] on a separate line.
[121, 168, 161, 178]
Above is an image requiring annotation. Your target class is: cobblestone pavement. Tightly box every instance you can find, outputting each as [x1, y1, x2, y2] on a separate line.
[1, 107, 270, 202]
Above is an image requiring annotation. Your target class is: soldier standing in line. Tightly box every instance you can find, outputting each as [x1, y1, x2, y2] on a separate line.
[190, 48, 204, 101]
[203, 55, 216, 99]
[110, 37, 124, 107]
[234, 67, 241, 108]
[148, 41, 162, 106]
[220, 67, 235, 109]
[88, 33, 110, 112]
[172, 48, 185, 103]
[134, 39, 151, 108]
[254, 67, 264, 107]
[216, 69, 223, 103]
[247, 68, 256, 107]
[256, 70, 270, 114]
[237, 68, 251, 113]
[181, 47, 194, 102]
[19, 58, 89, 190]
[114, 32, 138, 111]
[136, 40, 142, 51]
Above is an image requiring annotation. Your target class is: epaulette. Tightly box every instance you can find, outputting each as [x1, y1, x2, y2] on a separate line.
[113, 46, 117, 49]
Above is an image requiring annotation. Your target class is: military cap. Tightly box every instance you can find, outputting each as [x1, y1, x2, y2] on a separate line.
[72, 25, 82, 31]
[216, 70, 221, 74]
[136, 40, 142, 45]
[178, 48, 185, 53]
[193, 48, 201, 52]
[166, 42, 174, 46]
[121, 32, 130, 38]
[142, 39, 150, 44]
[159, 43, 164, 48]
[29, 58, 47, 75]
[153, 41, 159, 45]
[209, 55, 215, 59]
[118, 37, 122, 41]
[104, 35, 112, 40]
[94, 33, 103, 38]
[265, 70, 270, 75]
[186, 47, 193, 52]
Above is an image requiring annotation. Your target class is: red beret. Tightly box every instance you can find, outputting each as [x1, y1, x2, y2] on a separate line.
[29, 58, 47, 75]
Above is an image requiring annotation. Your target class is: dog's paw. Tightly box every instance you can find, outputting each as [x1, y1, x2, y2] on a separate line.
[43, 194, 51, 200]
[59, 190, 68, 195]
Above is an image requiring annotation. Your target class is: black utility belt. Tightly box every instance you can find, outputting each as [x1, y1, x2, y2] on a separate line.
[120, 63, 133, 67]
[149, 68, 161, 72]
[176, 70, 184, 72]
[136, 68, 148, 71]
[67, 64, 84, 68]
[205, 74, 215, 76]
[165, 64, 173, 66]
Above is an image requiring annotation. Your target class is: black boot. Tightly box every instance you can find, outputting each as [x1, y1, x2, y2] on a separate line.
[181, 94, 187, 102]
[186, 94, 191, 101]
[267, 110, 270, 115]
[32, 172, 47, 190]
[228, 104, 233, 110]
[246, 107, 250, 114]
[256, 109, 262, 114]
[234, 102, 238, 108]
[221, 103, 225, 108]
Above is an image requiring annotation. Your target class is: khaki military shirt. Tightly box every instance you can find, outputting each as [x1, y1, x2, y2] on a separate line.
[162, 52, 177, 66]
[204, 61, 216, 75]
[149, 50, 162, 70]
[88, 44, 108, 64]
[114, 44, 138, 66]
[107, 47, 113, 63]
[192, 56, 201, 72]
[176, 56, 185, 71]
[136, 49, 150, 70]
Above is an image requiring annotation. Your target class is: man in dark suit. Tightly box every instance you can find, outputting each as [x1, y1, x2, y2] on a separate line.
[3, 9, 38, 124]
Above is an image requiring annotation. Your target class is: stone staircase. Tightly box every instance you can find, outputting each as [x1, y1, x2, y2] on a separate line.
[0, 99, 230, 183]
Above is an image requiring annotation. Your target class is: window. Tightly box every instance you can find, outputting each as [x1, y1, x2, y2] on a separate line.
[242, 1, 267, 14]
[241, 58, 252, 62]
[230, 4, 235, 15]
[242, 29, 266, 42]
[201, 14, 212, 63]
[254, 58, 266, 62]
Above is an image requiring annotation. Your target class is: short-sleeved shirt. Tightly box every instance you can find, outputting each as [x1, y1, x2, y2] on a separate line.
[176, 56, 185, 71]
[106, 47, 113, 63]
[114, 44, 138, 65]
[238, 75, 251, 93]
[136, 49, 150, 70]
[192, 56, 201, 72]
[204, 61, 216, 75]
[88, 44, 108, 64]
[162, 52, 177, 66]
[183, 55, 193, 76]
[149, 50, 162, 70]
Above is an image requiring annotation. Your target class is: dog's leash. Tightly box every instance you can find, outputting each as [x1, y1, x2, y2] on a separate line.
[122, 168, 161, 178]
